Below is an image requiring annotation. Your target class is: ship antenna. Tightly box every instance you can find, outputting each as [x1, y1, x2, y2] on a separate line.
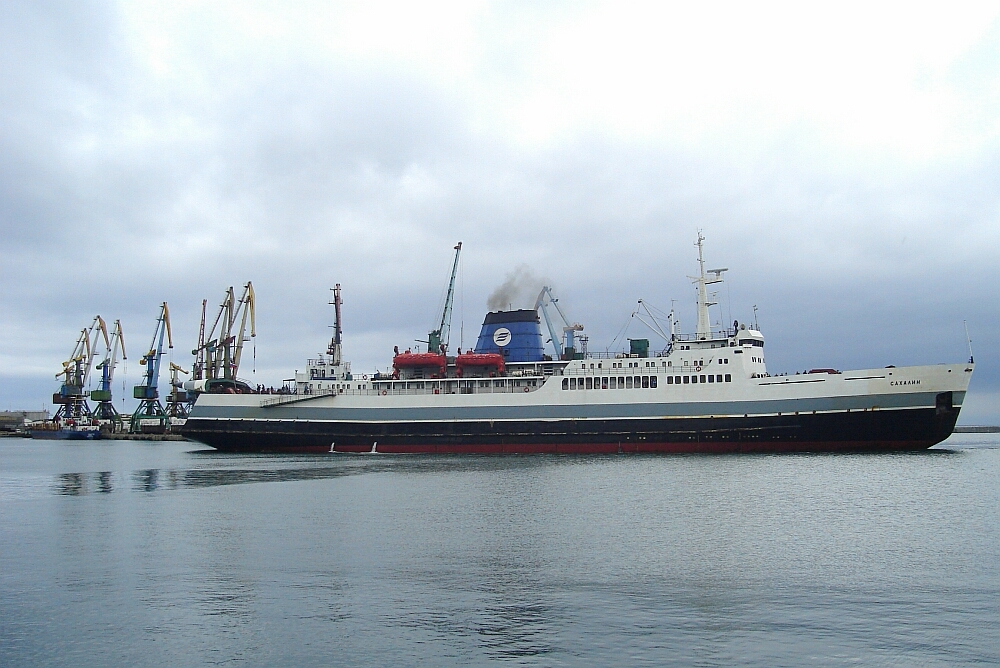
[688, 231, 726, 340]
[964, 320, 974, 364]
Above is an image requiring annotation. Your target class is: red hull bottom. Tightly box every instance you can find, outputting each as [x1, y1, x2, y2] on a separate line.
[332, 441, 937, 455]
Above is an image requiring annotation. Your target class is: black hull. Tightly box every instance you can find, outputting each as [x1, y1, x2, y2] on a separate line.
[181, 405, 961, 454]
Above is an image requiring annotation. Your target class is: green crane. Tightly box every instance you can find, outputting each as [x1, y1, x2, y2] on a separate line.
[427, 242, 462, 355]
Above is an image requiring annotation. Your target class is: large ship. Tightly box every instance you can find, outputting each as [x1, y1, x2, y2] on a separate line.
[181, 237, 973, 454]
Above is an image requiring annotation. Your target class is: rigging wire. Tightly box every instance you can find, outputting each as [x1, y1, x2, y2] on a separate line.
[606, 317, 633, 352]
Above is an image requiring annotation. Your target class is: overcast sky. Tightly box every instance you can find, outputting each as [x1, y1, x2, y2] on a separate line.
[2, 1, 998, 422]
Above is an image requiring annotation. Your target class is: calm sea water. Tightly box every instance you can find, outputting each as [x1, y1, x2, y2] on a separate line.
[1, 435, 997, 667]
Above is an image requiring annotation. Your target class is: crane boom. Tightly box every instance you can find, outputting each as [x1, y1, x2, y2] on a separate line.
[53, 315, 106, 422]
[91, 319, 126, 428]
[535, 288, 564, 359]
[427, 242, 462, 354]
[535, 287, 584, 360]
[131, 302, 172, 434]
[190, 282, 255, 386]
[230, 282, 255, 377]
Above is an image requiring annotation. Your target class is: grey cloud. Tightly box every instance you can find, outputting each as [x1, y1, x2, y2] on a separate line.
[1, 3, 998, 425]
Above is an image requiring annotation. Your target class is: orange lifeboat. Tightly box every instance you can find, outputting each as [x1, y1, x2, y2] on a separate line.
[456, 352, 505, 376]
[392, 352, 447, 377]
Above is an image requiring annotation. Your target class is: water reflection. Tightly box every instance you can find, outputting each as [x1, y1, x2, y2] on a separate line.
[96, 471, 113, 494]
[48, 447, 961, 497]
[56, 472, 85, 496]
[134, 469, 159, 493]
[50, 456, 584, 496]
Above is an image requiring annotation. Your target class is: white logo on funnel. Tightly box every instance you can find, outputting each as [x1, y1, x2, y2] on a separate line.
[493, 327, 512, 347]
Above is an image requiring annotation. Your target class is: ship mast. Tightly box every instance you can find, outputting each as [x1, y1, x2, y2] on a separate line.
[327, 284, 343, 366]
[689, 231, 727, 339]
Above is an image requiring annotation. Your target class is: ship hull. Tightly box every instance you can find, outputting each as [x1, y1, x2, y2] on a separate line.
[181, 404, 960, 454]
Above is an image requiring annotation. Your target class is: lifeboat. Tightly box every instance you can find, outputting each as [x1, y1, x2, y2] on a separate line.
[456, 352, 505, 376]
[393, 352, 447, 377]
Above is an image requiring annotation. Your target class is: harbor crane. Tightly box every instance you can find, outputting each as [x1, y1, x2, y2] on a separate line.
[535, 287, 584, 360]
[91, 319, 127, 431]
[427, 242, 462, 355]
[165, 363, 190, 418]
[53, 316, 106, 423]
[190, 282, 256, 392]
[131, 302, 172, 434]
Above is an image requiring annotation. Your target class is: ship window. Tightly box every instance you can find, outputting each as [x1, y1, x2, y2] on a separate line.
[708, 375, 714, 383]
[650, 376, 657, 388]
[641, 376, 649, 388]
[717, 375, 723, 382]
[683, 375, 689, 384]
[667, 361, 672, 367]
[725, 374, 731, 382]
[601, 377, 607, 389]
[618, 376, 624, 387]
[667, 376, 673, 384]
[586, 377, 593, 389]
[570, 378, 576, 389]
[684, 360, 688, 366]
[578, 379, 584, 390]
[700, 375, 706, 383]
[561, 378, 568, 390]
[626, 377, 633, 389]
[610, 377, 616, 389]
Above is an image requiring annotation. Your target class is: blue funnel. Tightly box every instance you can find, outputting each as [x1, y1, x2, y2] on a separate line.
[474, 310, 545, 362]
